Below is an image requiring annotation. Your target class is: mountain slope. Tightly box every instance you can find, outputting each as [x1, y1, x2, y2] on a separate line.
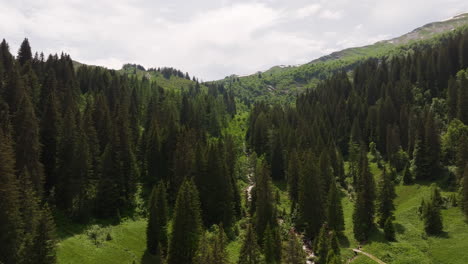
[213, 13, 468, 104]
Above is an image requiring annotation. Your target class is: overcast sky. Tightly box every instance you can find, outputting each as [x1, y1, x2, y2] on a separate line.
[1, 0, 468, 80]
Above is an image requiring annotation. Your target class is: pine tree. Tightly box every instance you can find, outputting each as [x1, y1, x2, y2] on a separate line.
[377, 168, 396, 227]
[167, 179, 203, 264]
[352, 150, 376, 242]
[424, 111, 441, 179]
[270, 132, 285, 180]
[287, 149, 300, 210]
[319, 150, 332, 196]
[17, 38, 33, 66]
[316, 224, 330, 264]
[298, 151, 324, 240]
[211, 225, 229, 264]
[421, 185, 443, 235]
[0, 126, 23, 264]
[282, 231, 305, 264]
[238, 224, 262, 264]
[40, 76, 61, 192]
[327, 178, 345, 234]
[254, 158, 276, 241]
[13, 92, 45, 195]
[34, 204, 57, 264]
[194, 233, 212, 264]
[147, 182, 168, 255]
[263, 224, 281, 264]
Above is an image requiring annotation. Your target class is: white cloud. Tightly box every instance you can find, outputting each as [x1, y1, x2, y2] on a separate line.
[296, 4, 321, 18]
[1, 0, 468, 80]
[319, 10, 343, 20]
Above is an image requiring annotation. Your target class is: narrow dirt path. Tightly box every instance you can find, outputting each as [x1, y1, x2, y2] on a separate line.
[351, 249, 386, 264]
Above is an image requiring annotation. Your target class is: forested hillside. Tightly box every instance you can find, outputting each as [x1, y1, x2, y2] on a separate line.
[0, 38, 239, 264]
[214, 13, 468, 105]
[1, 11, 468, 264]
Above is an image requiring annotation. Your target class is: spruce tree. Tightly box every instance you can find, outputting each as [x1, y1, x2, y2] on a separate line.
[254, 158, 276, 241]
[327, 178, 345, 234]
[238, 224, 262, 264]
[377, 168, 396, 228]
[211, 225, 229, 264]
[13, 92, 45, 195]
[282, 231, 305, 264]
[298, 151, 324, 239]
[147, 182, 168, 255]
[167, 179, 203, 264]
[263, 224, 281, 264]
[287, 149, 300, 210]
[17, 38, 32, 66]
[34, 204, 57, 264]
[316, 224, 330, 264]
[0, 126, 23, 264]
[422, 185, 443, 235]
[352, 150, 376, 242]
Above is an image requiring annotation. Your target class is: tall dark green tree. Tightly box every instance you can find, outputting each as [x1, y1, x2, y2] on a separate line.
[33, 204, 57, 264]
[13, 92, 44, 195]
[238, 224, 263, 264]
[353, 150, 376, 242]
[298, 151, 324, 239]
[326, 178, 345, 234]
[287, 149, 300, 210]
[282, 231, 305, 264]
[0, 124, 23, 264]
[147, 182, 168, 255]
[254, 158, 276, 241]
[17, 38, 32, 66]
[167, 179, 203, 264]
[377, 168, 396, 228]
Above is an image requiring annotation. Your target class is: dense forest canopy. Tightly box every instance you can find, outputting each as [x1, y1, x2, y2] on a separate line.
[1, 16, 468, 264]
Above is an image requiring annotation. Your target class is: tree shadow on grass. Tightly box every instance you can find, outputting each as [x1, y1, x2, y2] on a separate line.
[394, 223, 406, 234]
[141, 250, 160, 264]
[338, 233, 350, 248]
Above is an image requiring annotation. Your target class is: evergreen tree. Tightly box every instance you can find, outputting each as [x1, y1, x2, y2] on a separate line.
[17, 38, 32, 66]
[377, 168, 396, 228]
[326, 178, 345, 234]
[270, 132, 285, 180]
[13, 92, 45, 195]
[147, 182, 168, 255]
[287, 149, 300, 210]
[352, 150, 376, 242]
[424, 111, 441, 179]
[421, 185, 443, 235]
[316, 224, 330, 264]
[298, 151, 324, 239]
[211, 225, 229, 264]
[263, 224, 281, 264]
[167, 179, 203, 264]
[254, 158, 276, 241]
[282, 231, 305, 264]
[0, 126, 23, 264]
[33, 204, 57, 264]
[238, 224, 262, 264]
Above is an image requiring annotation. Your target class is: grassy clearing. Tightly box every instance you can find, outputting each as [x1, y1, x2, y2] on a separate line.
[57, 218, 157, 264]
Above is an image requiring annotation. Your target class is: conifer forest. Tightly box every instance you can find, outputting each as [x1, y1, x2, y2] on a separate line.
[2, 6, 468, 264]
